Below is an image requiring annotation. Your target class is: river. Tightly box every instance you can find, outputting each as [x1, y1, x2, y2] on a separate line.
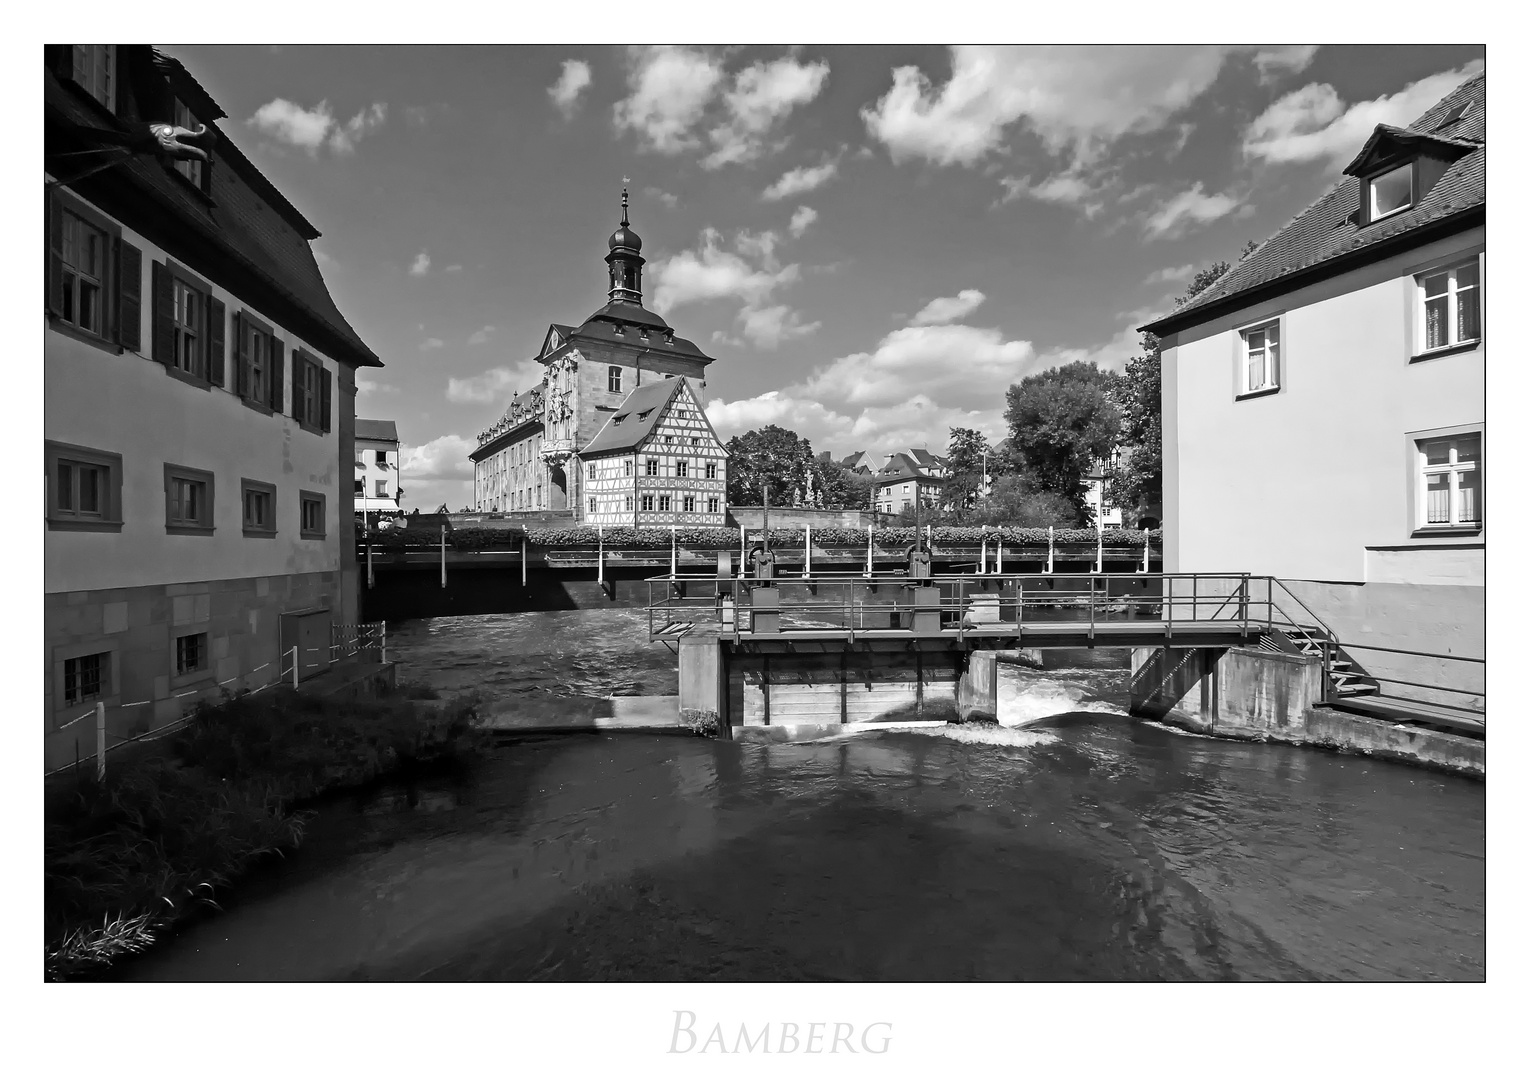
[126, 609, 1485, 981]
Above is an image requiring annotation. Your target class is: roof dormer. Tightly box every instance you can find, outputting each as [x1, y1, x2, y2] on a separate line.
[1343, 123, 1477, 227]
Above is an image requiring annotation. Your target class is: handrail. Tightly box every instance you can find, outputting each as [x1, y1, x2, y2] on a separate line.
[1269, 579, 1341, 645]
[1339, 642, 1485, 664]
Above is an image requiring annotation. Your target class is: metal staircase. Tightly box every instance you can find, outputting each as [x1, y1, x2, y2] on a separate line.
[1257, 621, 1380, 700]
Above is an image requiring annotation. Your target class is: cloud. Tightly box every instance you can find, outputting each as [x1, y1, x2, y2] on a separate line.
[707, 391, 1005, 459]
[650, 227, 799, 312]
[467, 326, 496, 346]
[612, 45, 725, 154]
[1143, 183, 1243, 240]
[1144, 264, 1195, 286]
[400, 434, 477, 482]
[738, 304, 821, 349]
[645, 186, 680, 209]
[1243, 60, 1484, 166]
[911, 290, 986, 326]
[409, 251, 431, 276]
[355, 374, 399, 396]
[247, 98, 387, 155]
[403, 105, 433, 127]
[312, 247, 337, 269]
[997, 170, 1107, 216]
[1252, 45, 1319, 84]
[703, 55, 830, 168]
[762, 159, 839, 201]
[862, 45, 1232, 168]
[802, 322, 1035, 409]
[549, 59, 593, 118]
[443, 264, 464, 274]
[788, 205, 818, 238]
[420, 337, 445, 351]
[445, 359, 543, 404]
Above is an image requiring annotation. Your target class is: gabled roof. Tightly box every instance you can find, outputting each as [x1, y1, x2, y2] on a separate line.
[355, 419, 399, 442]
[1341, 122, 1479, 178]
[1144, 70, 1484, 337]
[579, 378, 688, 456]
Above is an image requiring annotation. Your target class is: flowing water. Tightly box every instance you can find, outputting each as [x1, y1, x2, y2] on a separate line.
[127, 610, 1485, 982]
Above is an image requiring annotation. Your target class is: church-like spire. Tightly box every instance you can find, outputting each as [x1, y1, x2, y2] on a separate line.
[605, 180, 644, 305]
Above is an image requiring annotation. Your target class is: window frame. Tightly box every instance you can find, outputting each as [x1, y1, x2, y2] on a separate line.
[172, 628, 212, 689]
[68, 45, 117, 115]
[293, 350, 328, 433]
[641, 494, 654, 512]
[375, 479, 390, 499]
[240, 478, 277, 538]
[46, 440, 123, 532]
[705, 462, 718, 480]
[683, 495, 695, 513]
[1236, 315, 1284, 400]
[300, 490, 327, 539]
[646, 458, 659, 477]
[1407, 425, 1484, 537]
[608, 365, 623, 393]
[588, 496, 598, 514]
[659, 495, 672, 512]
[1368, 162, 1415, 222]
[1413, 256, 1483, 361]
[47, 190, 123, 352]
[169, 97, 211, 196]
[707, 497, 719, 515]
[52, 637, 120, 722]
[676, 459, 688, 478]
[164, 462, 216, 535]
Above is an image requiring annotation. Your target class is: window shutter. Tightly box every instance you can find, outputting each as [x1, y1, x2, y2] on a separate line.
[269, 337, 285, 412]
[292, 355, 306, 421]
[207, 298, 225, 387]
[320, 366, 332, 432]
[151, 261, 174, 367]
[46, 192, 64, 316]
[233, 312, 249, 398]
[117, 240, 142, 352]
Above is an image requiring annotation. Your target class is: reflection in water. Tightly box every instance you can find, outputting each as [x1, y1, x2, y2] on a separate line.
[125, 612, 1486, 982]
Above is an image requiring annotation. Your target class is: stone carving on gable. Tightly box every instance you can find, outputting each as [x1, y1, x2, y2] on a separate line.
[541, 349, 581, 464]
[475, 384, 545, 447]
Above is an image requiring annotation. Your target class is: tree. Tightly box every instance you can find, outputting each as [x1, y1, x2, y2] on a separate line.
[943, 427, 992, 519]
[1106, 242, 1258, 523]
[724, 425, 838, 507]
[1003, 361, 1121, 521]
[971, 475, 1079, 527]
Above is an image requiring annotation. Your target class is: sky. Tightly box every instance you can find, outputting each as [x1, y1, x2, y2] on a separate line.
[164, 43, 1486, 513]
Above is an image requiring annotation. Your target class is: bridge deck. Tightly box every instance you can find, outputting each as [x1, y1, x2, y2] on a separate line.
[654, 619, 1260, 651]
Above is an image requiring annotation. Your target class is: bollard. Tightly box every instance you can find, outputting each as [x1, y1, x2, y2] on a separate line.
[381, 625, 389, 665]
[95, 701, 106, 781]
[440, 525, 447, 588]
[522, 536, 528, 586]
[291, 646, 300, 688]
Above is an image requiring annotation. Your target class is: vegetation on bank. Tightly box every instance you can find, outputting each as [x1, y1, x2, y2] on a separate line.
[43, 684, 485, 981]
[365, 524, 1164, 552]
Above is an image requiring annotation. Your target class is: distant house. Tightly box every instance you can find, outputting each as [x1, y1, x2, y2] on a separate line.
[1141, 71, 1484, 698]
[354, 419, 401, 516]
[870, 451, 946, 515]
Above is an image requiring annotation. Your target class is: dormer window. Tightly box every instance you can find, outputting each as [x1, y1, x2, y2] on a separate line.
[1369, 164, 1414, 220]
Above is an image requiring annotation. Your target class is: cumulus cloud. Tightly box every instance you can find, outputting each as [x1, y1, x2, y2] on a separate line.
[862, 45, 1232, 168]
[1252, 45, 1319, 84]
[355, 374, 399, 396]
[803, 323, 1035, 408]
[467, 326, 496, 346]
[548, 59, 593, 118]
[761, 160, 839, 201]
[1143, 183, 1244, 240]
[409, 251, 431, 276]
[445, 359, 543, 404]
[645, 186, 680, 208]
[442, 264, 464, 274]
[420, 337, 445, 351]
[248, 98, 388, 155]
[612, 46, 724, 154]
[788, 205, 818, 238]
[997, 168, 1112, 217]
[400, 434, 477, 482]
[911, 289, 986, 326]
[738, 304, 822, 349]
[1243, 60, 1484, 167]
[703, 55, 830, 168]
[707, 391, 1006, 460]
[1144, 264, 1195, 286]
[650, 227, 818, 350]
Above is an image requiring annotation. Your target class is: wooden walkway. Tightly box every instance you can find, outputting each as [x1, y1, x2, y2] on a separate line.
[1329, 694, 1485, 736]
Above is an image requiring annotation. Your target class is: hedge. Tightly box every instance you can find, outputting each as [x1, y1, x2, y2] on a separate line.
[365, 525, 1163, 551]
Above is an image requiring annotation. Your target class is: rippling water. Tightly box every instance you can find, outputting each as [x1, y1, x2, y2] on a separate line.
[127, 611, 1485, 982]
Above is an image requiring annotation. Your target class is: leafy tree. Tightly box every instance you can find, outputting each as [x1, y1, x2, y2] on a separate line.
[943, 427, 992, 519]
[970, 475, 1079, 527]
[1003, 361, 1121, 521]
[826, 466, 877, 512]
[724, 425, 839, 507]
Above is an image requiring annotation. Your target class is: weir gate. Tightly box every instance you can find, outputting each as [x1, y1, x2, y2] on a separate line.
[648, 566, 1384, 732]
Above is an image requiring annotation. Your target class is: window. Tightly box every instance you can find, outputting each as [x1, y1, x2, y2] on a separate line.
[1418, 261, 1481, 353]
[641, 494, 654, 512]
[292, 352, 332, 432]
[646, 458, 659, 476]
[587, 464, 596, 481]
[1369, 164, 1413, 220]
[59, 208, 108, 336]
[376, 450, 389, 466]
[608, 366, 622, 393]
[705, 462, 717, 480]
[624, 460, 633, 477]
[664, 435, 673, 444]
[354, 480, 364, 494]
[176, 632, 209, 677]
[241, 479, 276, 537]
[300, 491, 326, 538]
[47, 441, 122, 532]
[64, 651, 109, 707]
[903, 500, 912, 510]
[355, 454, 365, 467]
[690, 436, 700, 445]
[589, 497, 598, 514]
[70, 45, 116, 112]
[676, 460, 688, 478]
[375, 479, 389, 498]
[902, 484, 910, 495]
[659, 495, 672, 512]
[164, 464, 214, 533]
[707, 497, 719, 514]
[625, 495, 634, 511]
[172, 98, 205, 190]
[173, 278, 203, 377]
[1417, 434, 1481, 530]
[1240, 319, 1280, 395]
[683, 496, 695, 513]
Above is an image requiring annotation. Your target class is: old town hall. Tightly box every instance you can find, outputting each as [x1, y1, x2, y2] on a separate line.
[470, 190, 728, 526]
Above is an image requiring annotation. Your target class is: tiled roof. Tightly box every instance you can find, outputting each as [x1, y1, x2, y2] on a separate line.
[579, 378, 687, 456]
[1144, 71, 1484, 336]
[355, 419, 399, 442]
[568, 305, 711, 359]
[44, 47, 381, 369]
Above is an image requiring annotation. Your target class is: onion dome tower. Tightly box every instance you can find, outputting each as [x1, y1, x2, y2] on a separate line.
[605, 185, 645, 305]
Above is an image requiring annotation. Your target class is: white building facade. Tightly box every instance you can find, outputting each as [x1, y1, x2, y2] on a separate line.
[355, 418, 402, 515]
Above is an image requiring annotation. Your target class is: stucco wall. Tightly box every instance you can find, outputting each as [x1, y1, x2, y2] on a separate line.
[1161, 226, 1485, 585]
[45, 196, 345, 595]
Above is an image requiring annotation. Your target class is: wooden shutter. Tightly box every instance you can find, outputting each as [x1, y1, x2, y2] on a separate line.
[319, 366, 332, 432]
[292, 354, 306, 422]
[233, 312, 248, 398]
[45, 191, 63, 317]
[151, 261, 174, 367]
[269, 337, 285, 412]
[207, 298, 225, 387]
[117, 240, 142, 352]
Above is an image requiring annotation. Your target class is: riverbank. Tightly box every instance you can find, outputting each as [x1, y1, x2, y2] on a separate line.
[43, 684, 487, 981]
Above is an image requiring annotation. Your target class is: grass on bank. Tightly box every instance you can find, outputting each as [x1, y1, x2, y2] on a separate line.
[43, 683, 485, 980]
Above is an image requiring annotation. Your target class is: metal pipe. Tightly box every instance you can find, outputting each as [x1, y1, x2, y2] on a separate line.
[440, 525, 447, 588]
[1047, 525, 1054, 574]
[95, 701, 106, 781]
[522, 536, 528, 586]
[866, 523, 873, 578]
[670, 524, 677, 580]
[291, 646, 300, 688]
[598, 525, 604, 585]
